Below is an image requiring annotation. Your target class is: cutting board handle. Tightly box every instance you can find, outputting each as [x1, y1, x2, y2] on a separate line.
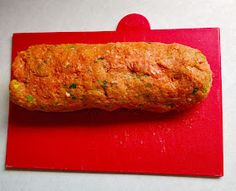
[116, 13, 151, 32]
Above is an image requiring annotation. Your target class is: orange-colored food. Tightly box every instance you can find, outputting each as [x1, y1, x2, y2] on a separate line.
[9, 42, 212, 112]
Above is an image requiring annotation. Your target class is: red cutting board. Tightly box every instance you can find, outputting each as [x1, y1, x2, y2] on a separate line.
[6, 14, 223, 177]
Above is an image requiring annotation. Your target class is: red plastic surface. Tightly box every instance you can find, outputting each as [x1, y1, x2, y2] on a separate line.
[6, 14, 223, 177]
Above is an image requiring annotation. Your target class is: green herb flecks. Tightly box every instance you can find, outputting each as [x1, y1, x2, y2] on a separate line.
[66, 44, 78, 49]
[97, 57, 105, 61]
[202, 86, 208, 93]
[69, 83, 77, 89]
[131, 72, 149, 79]
[102, 80, 108, 89]
[201, 75, 212, 94]
[97, 80, 108, 89]
[95, 57, 105, 63]
[97, 80, 103, 86]
[97, 80, 108, 96]
[192, 87, 199, 95]
[26, 95, 34, 103]
[12, 79, 20, 90]
[194, 60, 199, 65]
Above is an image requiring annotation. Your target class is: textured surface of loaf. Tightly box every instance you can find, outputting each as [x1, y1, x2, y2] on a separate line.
[10, 42, 212, 112]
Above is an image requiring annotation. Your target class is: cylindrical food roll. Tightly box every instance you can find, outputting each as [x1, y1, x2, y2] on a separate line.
[9, 42, 212, 112]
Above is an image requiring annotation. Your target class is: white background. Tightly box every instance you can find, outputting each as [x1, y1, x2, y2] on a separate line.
[0, 0, 236, 190]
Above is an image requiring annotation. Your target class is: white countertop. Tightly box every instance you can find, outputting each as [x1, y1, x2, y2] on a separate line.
[0, 0, 236, 190]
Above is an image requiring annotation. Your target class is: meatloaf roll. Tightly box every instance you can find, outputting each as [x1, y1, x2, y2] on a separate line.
[9, 42, 212, 112]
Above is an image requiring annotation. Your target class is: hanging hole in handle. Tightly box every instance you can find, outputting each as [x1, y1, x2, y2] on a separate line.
[116, 13, 151, 32]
